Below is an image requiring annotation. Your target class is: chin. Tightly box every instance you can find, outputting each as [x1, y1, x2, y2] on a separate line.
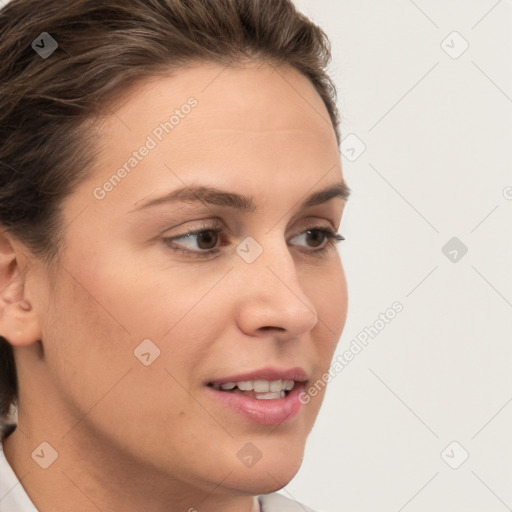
[219, 438, 306, 496]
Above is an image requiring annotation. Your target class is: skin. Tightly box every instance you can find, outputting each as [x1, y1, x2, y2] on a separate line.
[0, 61, 348, 512]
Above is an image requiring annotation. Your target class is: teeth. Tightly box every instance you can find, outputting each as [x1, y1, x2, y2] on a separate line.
[212, 379, 296, 392]
[254, 391, 284, 400]
[220, 382, 236, 390]
[237, 380, 253, 391]
[284, 380, 295, 391]
[253, 380, 270, 392]
[269, 379, 282, 392]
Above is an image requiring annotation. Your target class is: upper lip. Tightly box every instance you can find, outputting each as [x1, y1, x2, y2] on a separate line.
[207, 367, 308, 386]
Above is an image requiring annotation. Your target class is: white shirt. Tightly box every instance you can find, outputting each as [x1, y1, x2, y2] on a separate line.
[0, 438, 38, 511]
[0, 438, 317, 511]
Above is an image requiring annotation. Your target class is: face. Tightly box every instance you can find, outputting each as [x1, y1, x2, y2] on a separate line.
[25, 61, 348, 497]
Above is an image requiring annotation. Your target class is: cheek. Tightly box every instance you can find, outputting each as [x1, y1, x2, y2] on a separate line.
[308, 257, 348, 352]
[38, 265, 223, 460]
[332, 262, 348, 340]
[301, 258, 347, 412]
[38, 270, 135, 417]
[39, 255, 226, 418]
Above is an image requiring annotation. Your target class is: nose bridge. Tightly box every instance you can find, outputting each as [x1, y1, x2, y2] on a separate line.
[234, 233, 318, 335]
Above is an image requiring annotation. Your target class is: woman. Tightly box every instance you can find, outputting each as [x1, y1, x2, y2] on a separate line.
[0, 0, 350, 510]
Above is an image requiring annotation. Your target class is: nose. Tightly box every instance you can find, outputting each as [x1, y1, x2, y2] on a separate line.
[234, 235, 319, 339]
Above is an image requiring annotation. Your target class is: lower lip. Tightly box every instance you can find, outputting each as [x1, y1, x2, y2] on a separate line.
[206, 383, 306, 426]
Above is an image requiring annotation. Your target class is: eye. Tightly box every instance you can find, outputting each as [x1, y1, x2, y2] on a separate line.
[289, 227, 344, 250]
[288, 227, 345, 258]
[163, 222, 345, 259]
[172, 229, 220, 251]
[163, 221, 225, 257]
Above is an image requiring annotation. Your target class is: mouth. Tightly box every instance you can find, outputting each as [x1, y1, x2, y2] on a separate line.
[205, 368, 308, 425]
[208, 379, 297, 400]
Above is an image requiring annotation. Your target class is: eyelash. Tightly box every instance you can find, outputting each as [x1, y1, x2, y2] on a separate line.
[163, 221, 345, 259]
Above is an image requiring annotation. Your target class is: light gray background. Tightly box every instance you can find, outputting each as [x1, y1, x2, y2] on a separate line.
[282, 1, 512, 511]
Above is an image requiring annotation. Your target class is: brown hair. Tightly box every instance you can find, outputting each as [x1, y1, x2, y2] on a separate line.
[0, 0, 340, 431]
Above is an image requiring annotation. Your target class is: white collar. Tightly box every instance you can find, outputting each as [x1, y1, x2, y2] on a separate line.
[0, 438, 39, 512]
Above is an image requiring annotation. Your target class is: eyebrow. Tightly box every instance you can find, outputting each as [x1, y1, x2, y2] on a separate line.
[131, 181, 350, 213]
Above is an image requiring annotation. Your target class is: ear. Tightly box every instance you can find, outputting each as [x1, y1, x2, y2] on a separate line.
[0, 229, 42, 347]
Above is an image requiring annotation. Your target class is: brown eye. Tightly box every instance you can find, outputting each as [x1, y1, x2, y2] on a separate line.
[193, 230, 219, 250]
[289, 227, 343, 251]
[165, 228, 221, 253]
[304, 229, 326, 248]
[163, 222, 226, 259]
[164, 223, 344, 259]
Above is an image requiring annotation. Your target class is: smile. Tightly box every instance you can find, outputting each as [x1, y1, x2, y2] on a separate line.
[206, 367, 308, 425]
[209, 379, 296, 399]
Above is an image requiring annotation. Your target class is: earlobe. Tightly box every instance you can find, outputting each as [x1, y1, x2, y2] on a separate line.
[0, 288, 42, 347]
[0, 231, 42, 347]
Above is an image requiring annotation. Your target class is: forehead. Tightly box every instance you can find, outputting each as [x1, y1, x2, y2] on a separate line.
[82, 62, 342, 215]
[96, 60, 337, 150]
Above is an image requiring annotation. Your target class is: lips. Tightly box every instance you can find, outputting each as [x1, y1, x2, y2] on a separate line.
[206, 367, 308, 425]
[207, 367, 308, 387]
